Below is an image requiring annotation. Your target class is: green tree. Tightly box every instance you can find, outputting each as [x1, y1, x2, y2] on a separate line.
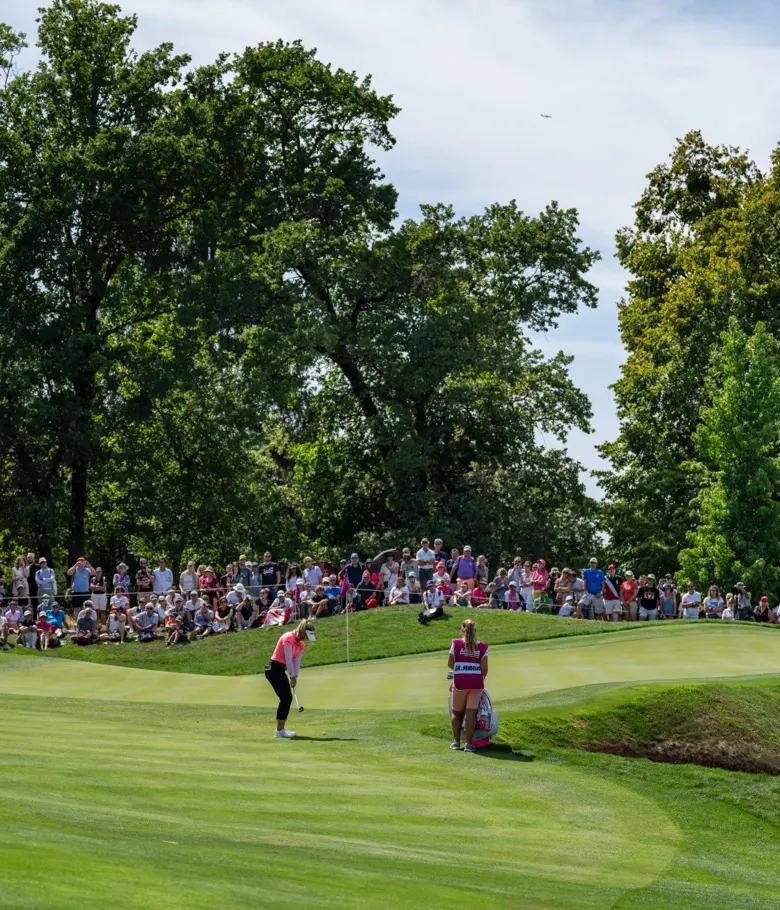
[0, 0, 207, 562]
[598, 131, 761, 571]
[680, 321, 780, 595]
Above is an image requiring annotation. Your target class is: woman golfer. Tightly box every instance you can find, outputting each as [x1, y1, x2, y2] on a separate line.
[448, 618, 489, 752]
[265, 620, 316, 739]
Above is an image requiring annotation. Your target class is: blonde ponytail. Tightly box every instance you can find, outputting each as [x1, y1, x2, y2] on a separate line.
[462, 619, 478, 654]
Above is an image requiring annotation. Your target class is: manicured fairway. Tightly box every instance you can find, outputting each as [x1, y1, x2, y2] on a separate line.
[0, 698, 677, 910]
[2, 623, 779, 908]
[1, 625, 777, 709]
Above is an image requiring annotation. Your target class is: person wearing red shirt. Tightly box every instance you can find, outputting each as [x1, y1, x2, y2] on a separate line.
[620, 570, 639, 622]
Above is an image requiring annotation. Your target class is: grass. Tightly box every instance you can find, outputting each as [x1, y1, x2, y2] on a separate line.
[499, 678, 780, 774]
[3, 618, 780, 906]
[491, 681, 780, 907]
[0, 697, 680, 910]
[28, 605, 777, 676]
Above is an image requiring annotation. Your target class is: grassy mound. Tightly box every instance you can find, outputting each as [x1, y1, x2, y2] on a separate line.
[36, 605, 648, 676]
[500, 679, 780, 774]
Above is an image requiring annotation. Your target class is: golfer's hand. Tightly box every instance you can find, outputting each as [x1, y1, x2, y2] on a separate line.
[290, 677, 297, 688]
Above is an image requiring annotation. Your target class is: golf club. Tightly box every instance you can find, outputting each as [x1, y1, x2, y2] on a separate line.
[293, 689, 304, 713]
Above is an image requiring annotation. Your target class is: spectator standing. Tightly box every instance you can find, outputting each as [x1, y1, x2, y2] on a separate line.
[302, 556, 322, 589]
[734, 582, 753, 621]
[235, 555, 252, 590]
[135, 558, 155, 605]
[433, 539, 447, 566]
[492, 568, 509, 607]
[398, 549, 417, 582]
[407, 571, 422, 604]
[153, 558, 173, 596]
[379, 553, 399, 601]
[679, 582, 701, 619]
[476, 555, 489, 586]
[754, 596, 772, 623]
[722, 595, 736, 620]
[519, 560, 535, 612]
[620, 571, 638, 621]
[89, 567, 107, 621]
[258, 552, 281, 593]
[704, 586, 724, 618]
[660, 584, 677, 620]
[178, 561, 198, 597]
[582, 558, 606, 620]
[35, 558, 56, 600]
[113, 563, 131, 597]
[12, 556, 30, 604]
[67, 557, 93, 615]
[26, 552, 37, 605]
[451, 546, 478, 589]
[637, 575, 661, 620]
[345, 554, 364, 589]
[416, 539, 436, 589]
[446, 548, 460, 575]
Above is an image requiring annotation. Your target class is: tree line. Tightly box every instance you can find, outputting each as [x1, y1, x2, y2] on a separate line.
[0, 1, 600, 573]
[600, 130, 780, 597]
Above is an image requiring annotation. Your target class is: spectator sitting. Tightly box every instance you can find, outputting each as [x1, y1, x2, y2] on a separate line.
[236, 594, 259, 631]
[226, 583, 244, 609]
[0, 611, 10, 650]
[433, 562, 449, 587]
[256, 588, 272, 623]
[388, 578, 410, 606]
[75, 605, 99, 646]
[5, 601, 23, 633]
[754, 596, 772, 623]
[110, 585, 129, 614]
[36, 609, 52, 649]
[213, 597, 233, 634]
[351, 571, 377, 611]
[454, 581, 472, 608]
[100, 606, 126, 643]
[18, 609, 37, 648]
[136, 603, 159, 642]
[308, 585, 330, 619]
[419, 583, 445, 624]
[471, 580, 488, 609]
[407, 571, 422, 604]
[45, 599, 66, 641]
[263, 589, 293, 627]
[506, 581, 522, 612]
[165, 612, 183, 646]
[486, 583, 501, 610]
[558, 595, 575, 617]
[437, 578, 454, 605]
[324, 576, 342, 613]
[192, 601, 214, 638]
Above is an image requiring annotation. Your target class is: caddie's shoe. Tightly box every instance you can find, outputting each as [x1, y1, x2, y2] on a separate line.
[450, 742, 461, 750]
[463, 744, 477, 753]
[275, 729, 296, 739]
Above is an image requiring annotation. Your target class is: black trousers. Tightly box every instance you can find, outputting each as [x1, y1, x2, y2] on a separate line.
[265, 659, 293, 721]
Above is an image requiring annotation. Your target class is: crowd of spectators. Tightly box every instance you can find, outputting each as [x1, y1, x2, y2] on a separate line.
[1, 544, 777, 650]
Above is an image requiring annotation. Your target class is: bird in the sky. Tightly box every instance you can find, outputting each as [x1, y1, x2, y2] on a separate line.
[540, 114, 552, 119]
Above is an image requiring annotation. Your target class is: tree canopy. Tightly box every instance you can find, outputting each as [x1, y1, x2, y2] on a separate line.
[0, 0, 600, 571]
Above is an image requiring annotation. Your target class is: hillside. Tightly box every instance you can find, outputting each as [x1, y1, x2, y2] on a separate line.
[499, 679, 780, 774]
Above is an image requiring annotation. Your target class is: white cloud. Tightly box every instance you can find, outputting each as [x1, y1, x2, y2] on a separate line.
[7, 0, 779, 493]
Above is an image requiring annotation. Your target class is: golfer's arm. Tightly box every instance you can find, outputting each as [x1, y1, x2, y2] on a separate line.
[283, 644, 296, 677]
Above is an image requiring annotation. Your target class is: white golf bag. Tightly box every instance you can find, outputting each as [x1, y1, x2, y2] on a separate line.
[448, 687, 499, 746]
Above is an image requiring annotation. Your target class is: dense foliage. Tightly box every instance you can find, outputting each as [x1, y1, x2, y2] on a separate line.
[601, 130, 780, 594]
[0, 1, 599, 571]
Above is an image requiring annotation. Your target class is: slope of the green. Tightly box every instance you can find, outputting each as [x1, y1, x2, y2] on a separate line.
[490, 681, 780, 907]
[26, 605, 776, 676]
[1, 625, 779, 711]
[0, 697, 678, 910]
[499, 678, 780, 774]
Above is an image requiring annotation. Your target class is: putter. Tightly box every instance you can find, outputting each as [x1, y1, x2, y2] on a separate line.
[293, 689, 304, 713]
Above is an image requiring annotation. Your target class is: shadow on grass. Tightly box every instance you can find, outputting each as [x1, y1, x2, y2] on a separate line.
[290, 736, 358, 742]
[474, 742, 536, 762]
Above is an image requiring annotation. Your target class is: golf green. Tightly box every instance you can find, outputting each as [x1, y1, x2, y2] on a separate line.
[1, 625, 777, 709]
[2, 623, 778, 908]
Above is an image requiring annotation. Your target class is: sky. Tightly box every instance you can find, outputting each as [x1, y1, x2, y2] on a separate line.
[4, 0, 780, 493]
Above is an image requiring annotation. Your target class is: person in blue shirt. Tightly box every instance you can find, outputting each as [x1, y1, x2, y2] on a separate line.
[582, 558, 606, 621]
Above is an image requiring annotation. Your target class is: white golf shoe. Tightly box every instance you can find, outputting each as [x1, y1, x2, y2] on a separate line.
[275, 729, 296, 739]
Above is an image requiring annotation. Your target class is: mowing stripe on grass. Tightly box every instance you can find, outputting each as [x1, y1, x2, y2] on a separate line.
[1, 626, 777, 710]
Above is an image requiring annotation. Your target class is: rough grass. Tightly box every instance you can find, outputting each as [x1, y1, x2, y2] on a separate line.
[35, 605, 653, 676]
[498, 678, 780, 774]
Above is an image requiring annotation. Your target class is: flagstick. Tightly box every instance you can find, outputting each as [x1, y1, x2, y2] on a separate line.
[346, 596, 350, 666]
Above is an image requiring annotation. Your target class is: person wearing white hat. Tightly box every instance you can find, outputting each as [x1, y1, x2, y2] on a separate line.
[264, 620, 316, 738]
[620, 570, 639, 622]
